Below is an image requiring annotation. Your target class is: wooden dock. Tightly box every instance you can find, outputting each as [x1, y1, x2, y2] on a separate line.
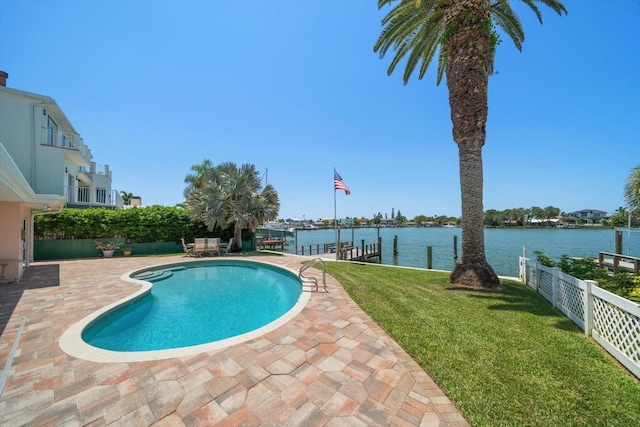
[598, 251, 640, 274]
[295, 238, 382, 263]
[339, 239, 382, 262]
[258, 239, 289, 250]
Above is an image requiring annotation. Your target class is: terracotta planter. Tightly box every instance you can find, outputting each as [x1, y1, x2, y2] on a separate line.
[102, 250, 114, 258]
[122, 251, 132, 257]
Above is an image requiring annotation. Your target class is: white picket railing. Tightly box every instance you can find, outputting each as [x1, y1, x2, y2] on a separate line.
[519, 256, 640, 379]
[64, 185, 122, 208]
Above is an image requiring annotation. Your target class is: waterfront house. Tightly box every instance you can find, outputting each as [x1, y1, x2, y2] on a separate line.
[568, 209, 609, 224]
[0, 71, 122, 282]
[379, 217, 397, 227]
[340, 217, 355, 227]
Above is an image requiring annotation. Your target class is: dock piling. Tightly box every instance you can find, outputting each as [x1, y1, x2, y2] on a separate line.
[615, 230, 623, 254]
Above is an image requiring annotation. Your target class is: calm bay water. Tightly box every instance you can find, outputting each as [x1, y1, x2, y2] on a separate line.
[284, 227, 640, 277]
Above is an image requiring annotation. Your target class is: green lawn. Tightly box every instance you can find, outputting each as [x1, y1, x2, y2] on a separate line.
[323, 262, 640, 427]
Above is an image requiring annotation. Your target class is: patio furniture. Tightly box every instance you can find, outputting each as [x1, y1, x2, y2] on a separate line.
[181, 238, 194, 257]
[193, 238, 208, 256]
[208, 238, 221, 256]
[220, 238, 233, 255]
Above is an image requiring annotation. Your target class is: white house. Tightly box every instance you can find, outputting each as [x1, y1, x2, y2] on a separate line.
[0, 71, 122, 282]
[378, 217, 397, 227]
[567, 209, 609, 224]
[340, 218, 354, 227]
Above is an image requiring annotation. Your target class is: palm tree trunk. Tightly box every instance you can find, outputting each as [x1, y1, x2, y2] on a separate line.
[232, 223, 243, 252]
[444, 0, 499, 287]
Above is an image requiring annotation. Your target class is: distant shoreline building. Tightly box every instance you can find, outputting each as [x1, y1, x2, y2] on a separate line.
[567, 209, 609, 224]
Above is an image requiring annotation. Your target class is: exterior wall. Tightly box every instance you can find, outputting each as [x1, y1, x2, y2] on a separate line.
[91, 164, 113, 204]
[0, 202, 29, 282]
[34, 105, 90, 197]
[0, 91, 34, 184]
[38, 139, 68, 196]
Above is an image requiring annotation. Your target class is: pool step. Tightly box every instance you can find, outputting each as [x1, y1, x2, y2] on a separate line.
[134, 270, 174, 281]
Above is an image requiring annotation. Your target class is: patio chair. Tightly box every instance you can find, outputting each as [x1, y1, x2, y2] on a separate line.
[221, 238, 233, 255]
[181, 238, 194, 257]
[208, 237, 221, 256]
[193, 238, 208, 256]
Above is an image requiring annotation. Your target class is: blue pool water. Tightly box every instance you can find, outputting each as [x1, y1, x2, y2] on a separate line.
[82, 260, 302, 352]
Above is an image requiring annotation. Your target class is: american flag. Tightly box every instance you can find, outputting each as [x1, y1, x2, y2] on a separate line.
[334, 170, 350, 195]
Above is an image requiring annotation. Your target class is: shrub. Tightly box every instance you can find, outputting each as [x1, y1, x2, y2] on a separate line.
[35, 206, 254, 243]
[534, 251, 640, 303]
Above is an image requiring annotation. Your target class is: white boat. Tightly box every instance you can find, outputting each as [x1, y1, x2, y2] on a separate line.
[256, 223, 295, 238]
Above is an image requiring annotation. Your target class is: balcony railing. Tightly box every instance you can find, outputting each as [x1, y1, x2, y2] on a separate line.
[64, 185, 123, 208]
[42, 129, 91, 162]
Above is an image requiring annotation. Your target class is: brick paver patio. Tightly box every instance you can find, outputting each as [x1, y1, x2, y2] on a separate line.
[0, 254, 469, 426]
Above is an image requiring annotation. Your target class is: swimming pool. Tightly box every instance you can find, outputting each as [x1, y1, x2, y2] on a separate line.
[59, 259, 311, 362]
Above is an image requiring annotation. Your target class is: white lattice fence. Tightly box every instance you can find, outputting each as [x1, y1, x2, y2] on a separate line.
[521, 258, 536, 290]
[556, 270, 586, 329]
[591, 287, 640, 378]
[537, 264, 554, 303]
[519, 256, 640, 379]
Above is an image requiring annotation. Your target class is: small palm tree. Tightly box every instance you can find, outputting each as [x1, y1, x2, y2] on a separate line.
[120, 191, 133, 206]
[184, 162, 280, 252]
[183, 159, 214, 197]
[375, 0, 567, 287]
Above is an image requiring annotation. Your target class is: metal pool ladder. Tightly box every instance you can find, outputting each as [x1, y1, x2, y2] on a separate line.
[299, 257, 327, 292]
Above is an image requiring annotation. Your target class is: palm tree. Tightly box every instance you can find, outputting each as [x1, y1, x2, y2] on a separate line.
[624, 165, 640, 213]
[375, 0, 567, 287]
[120, 191, 133, 206]
[184, 162, 280, 252]
[183, 159, 214, 197]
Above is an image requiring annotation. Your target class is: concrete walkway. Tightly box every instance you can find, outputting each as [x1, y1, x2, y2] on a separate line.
[0, 254, 468, 426]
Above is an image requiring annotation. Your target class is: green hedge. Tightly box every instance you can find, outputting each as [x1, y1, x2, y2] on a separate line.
[33, 206, 257, 260]
[33, 238, 255, 260]
[34, 206, 205, 242]
[34, 206, 255, 243]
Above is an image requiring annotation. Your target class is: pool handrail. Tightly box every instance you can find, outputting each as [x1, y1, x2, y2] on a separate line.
[299, 257, 326, 292]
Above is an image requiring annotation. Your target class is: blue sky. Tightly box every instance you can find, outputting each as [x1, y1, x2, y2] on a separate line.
[2, 0, 639, 221]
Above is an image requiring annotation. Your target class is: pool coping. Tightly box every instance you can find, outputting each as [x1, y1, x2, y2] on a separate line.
[58, 258, 312, 363]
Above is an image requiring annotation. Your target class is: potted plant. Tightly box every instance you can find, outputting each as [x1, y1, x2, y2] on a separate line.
[95, 241, 117, 258]
[120, 246, 133, 257]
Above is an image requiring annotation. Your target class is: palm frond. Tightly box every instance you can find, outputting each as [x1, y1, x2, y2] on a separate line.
[491, 1, 524, 51]
[624, 166, 640, 211]
[376, 0, 567, 84]
[516, 0, 567, 24]
[375, 0, 443, 84]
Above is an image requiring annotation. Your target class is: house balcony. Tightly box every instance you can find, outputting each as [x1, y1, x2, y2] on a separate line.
[64, 185, 124, 209]
[42, 129, 92, 167]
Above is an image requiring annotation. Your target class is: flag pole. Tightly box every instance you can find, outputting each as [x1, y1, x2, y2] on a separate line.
[334, 168, 338, 260]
